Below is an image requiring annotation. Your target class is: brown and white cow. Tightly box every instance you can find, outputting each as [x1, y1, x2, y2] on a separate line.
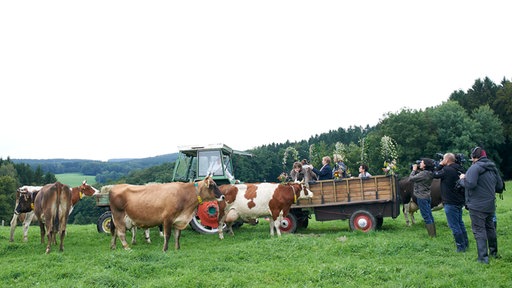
[10, 181, 98, 242]
[398, 177, 442, 226]
[217, 182, 313, 239]
[34, 182, 73, 254]
[108, 176, 222, 252]
[9, 186, 41, 242]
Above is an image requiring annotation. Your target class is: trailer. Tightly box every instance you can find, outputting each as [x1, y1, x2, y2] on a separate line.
[281, 175, 401, 233]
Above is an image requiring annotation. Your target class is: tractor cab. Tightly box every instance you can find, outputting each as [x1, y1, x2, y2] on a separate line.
[172, 143, 251, 185]
[172, 143, 252, 234]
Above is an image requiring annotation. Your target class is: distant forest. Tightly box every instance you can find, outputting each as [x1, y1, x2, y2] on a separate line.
[1, 76, 511, 224]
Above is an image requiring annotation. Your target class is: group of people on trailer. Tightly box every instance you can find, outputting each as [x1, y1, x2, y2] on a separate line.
[286, 155, 371, 183]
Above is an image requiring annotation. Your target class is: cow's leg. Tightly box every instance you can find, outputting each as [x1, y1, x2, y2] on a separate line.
[45, 228, 53, 254]
[23, 212, 35, 242]
[162, 224, 172, 252]
[39, 221, 46, 244]
[111, 213, 130, 250]
[275, 212, 283, 237]
[131, 227, 136, 245]
[144, 229, 151, 243]
[59, 230, 65, 252]
[173, 229, 181, 250]
[9, 213, 19, 242]
[110, 223, 118, 250]
[403, 203, 411, 226]
[218, 215, 226, 240]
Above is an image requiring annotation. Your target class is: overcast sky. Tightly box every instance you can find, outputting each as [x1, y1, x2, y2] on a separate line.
[1, 1, 510, 161]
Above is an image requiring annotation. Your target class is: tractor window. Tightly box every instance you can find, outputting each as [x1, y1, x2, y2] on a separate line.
[198, 150, 223, 177]
[173, 153, 196, 182]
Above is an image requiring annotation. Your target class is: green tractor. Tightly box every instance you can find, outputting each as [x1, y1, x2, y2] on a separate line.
[95, 143, 251, 234]
[172, 143, 251, 234]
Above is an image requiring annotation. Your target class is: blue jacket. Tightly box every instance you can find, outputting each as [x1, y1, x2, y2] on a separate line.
[312, 164, 333, 180]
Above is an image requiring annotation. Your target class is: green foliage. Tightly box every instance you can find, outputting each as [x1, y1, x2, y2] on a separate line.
[0, 176, 17, 222]
[2, 181, 512, 287]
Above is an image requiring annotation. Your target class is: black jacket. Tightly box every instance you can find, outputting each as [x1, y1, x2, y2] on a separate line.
[433, 163, 465, 206]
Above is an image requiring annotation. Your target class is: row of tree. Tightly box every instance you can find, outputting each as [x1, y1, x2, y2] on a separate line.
[1, 76, 510, 225]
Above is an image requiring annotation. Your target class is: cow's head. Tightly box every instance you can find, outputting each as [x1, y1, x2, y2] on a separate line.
[290, 181, 313, 200]
[197, 175, 223, 203]
[15, 188, 37, 214]
[79, 180, 99, 197]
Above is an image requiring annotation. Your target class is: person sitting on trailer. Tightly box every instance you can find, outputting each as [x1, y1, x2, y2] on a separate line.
[311, 156, 333, 180]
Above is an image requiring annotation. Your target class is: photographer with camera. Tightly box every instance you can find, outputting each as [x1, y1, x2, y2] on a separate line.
[409, 158, 436, 237]
[433, 153, 468, 252]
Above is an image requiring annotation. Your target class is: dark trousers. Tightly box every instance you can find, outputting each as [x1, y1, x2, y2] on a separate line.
[469, 209, 498, 263]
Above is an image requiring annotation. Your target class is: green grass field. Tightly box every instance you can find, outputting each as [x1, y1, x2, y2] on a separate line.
[56, 173, 96, 187]
[2, 182, 511, 287]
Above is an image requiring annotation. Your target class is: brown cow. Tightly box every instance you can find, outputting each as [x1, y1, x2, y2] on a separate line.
[217, 182, 313, 239]
[108, 176, 222, 252]
[10, 181, 98, 242]
[398, 177, 442, 226]
[34, 182, 73, 254]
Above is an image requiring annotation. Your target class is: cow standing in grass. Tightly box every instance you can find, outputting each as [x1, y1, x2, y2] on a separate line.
[34, 182, 73, 254]
[108, 176, 222, 252]
[217, 182, 313, 239]
[9, 186, 42, 242]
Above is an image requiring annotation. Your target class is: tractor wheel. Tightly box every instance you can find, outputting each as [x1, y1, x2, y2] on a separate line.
[97, 211, 112, 234]
[348, 210, 376, 232]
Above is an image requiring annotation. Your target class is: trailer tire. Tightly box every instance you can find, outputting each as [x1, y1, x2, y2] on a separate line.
[97, 211, 112, 234]
[280, 213, 298, 233]
[349, 210, 376, 232]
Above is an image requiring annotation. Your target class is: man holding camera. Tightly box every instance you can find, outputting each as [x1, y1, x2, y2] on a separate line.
[433, 153, 469, 252]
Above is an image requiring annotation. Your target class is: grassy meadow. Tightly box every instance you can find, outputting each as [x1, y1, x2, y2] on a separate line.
[1, 182, 511, 288]
[56, 173, 97, 187]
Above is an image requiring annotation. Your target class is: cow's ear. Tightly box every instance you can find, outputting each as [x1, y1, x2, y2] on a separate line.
[82, 180, 87, 185]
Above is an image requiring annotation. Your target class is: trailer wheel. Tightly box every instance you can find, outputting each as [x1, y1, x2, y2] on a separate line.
[349, 210, 376, 232]
[97, 211, 112, 234]
[280, 213, 298, 233]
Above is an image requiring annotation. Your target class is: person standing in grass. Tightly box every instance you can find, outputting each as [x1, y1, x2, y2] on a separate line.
[459, 147, 503, 264]
[409, 158, 436, 237]
[433, 153, 469, 252]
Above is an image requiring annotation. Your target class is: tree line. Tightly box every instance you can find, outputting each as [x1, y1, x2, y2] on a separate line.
[1, 76, 510, 225]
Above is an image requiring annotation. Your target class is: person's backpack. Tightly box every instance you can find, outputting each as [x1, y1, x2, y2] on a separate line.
[483, 167, 505, 195]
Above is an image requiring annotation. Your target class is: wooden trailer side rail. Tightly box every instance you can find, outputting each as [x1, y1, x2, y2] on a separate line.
[294, 175, 398, 208]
